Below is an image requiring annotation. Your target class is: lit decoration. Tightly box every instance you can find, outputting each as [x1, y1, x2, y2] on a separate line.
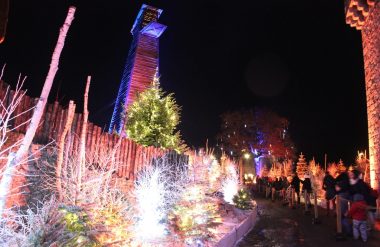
[125, 76, 184, 152]
[243, 153, 250, 159]
[188, 148, 212, 184]
[208, 159, 222, 192]
[355, 150, 370, 183]
[233, 189, 252, 210]
[327, 162, 339, 178]
[169, 184, 222, 245]
[243, 173, 255, 184]
[296, 153, 308, 179]
[133, 165, 172, 242]
[222, 164, 239, 204]
[91, 206, 132, 245]
[308, 158, 324, 198]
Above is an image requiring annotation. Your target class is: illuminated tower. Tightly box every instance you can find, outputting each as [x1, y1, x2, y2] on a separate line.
[0, 0, 9, 43]
[109, 4, 166, 134]
[345, 0, 380, 190]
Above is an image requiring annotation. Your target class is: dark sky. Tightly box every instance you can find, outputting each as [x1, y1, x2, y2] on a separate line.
[0, 0, 368, 165]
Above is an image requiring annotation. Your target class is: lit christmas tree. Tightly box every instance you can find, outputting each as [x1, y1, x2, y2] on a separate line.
[283, 159, 293, 177]
[233, 189, 252, 210]
[125, 75, 184, 152]
[208, 158, 222, 192]
[308, 158, 324, 197]
[169, 184, 222, 245]
[327, 162, 338, 178]
[355, 151, 370, 183]
[296, 153, 308, 179]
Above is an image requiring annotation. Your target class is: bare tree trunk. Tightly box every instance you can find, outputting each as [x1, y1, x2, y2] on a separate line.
[77, 75, 91, 200]
[56, 101, 75, 201]
[0, 6, 76, 216]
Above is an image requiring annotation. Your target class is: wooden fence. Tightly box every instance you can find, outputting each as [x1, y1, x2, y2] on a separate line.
[0, 80, 169, 180]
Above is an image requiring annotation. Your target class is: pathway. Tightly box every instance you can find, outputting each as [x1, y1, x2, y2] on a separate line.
[237, 195, 380, 247]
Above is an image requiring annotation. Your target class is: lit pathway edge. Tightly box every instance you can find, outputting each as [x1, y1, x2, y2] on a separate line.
[215, 207, 258, 247]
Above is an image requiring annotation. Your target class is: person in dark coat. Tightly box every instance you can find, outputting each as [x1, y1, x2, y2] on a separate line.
[349, 170, 370, 199]
[301, 174, 312, 207]
[291, 173, 301, 205]
[335, 170, 350, 194]
[323, 171, 336, 215]
[271, 177, 280, 202]
[281, 176, 289, 202]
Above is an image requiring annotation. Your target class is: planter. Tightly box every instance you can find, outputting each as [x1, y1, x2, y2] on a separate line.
[215, 207, 257, 247]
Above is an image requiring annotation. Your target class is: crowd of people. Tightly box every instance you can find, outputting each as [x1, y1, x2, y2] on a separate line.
[323, 168, 378, 242]
[256, 168, 379, 243]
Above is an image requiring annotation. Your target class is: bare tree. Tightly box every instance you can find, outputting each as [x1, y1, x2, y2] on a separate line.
[77, 75, 91, 195]
[56, 101, 75, 201]
[0, 6, 76, 216]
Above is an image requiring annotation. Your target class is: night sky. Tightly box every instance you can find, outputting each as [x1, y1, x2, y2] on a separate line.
[0, 0, 368, 165]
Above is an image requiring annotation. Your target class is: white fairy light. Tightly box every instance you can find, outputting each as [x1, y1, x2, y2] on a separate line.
[222, 164, 239, 204]
[133, 156, 187, 243]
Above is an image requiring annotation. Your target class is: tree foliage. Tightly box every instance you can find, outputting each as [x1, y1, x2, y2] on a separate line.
[125, 82, 184, 152]
[217, 108, 295, 160]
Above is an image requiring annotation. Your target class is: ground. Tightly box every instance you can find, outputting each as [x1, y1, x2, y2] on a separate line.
[238, 195, 380, 247]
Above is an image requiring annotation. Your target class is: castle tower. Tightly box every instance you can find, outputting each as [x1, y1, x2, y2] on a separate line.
[345, 0, 380, 190]
[109, 4, 166, 134]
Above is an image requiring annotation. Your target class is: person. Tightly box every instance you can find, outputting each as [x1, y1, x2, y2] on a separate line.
[291, 173, 301, 205]
[301, 174, 312, 208]
[335, 169, 350, 194]
[347, 194, 368, 242]
[272, 177, 280, 202]
[275, 177, 284, 200]
[264, 176, 271, 199]
[367, 188, 378, 231]
[323, 171, 336, 215]
[281, 176, 289, 203]
[348, 169, 376, 230]
[336, 181, 351, 236]
[349, 170, 370, 199]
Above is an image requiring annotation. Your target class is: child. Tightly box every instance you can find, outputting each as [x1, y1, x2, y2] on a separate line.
[347, 194, 368, 242]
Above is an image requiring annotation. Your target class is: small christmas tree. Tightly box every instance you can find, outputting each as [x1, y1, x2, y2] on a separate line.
[169, 184, 221, 244]
[355, 151, 370, 183]
[233, 189, 252, 210]
[296, 153, 308, 179]
[308, 158, 324, 197]
[283, 159, 293, 177]
[327, 162, 338, 178]
[125, 75, 184, 152]
[208, 158, 222, 192]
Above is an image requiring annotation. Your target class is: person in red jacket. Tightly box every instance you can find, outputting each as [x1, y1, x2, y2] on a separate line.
[347, 194, 368, 242]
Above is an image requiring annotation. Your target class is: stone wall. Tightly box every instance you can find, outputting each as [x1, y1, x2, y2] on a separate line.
[361, 1, 380, 190]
